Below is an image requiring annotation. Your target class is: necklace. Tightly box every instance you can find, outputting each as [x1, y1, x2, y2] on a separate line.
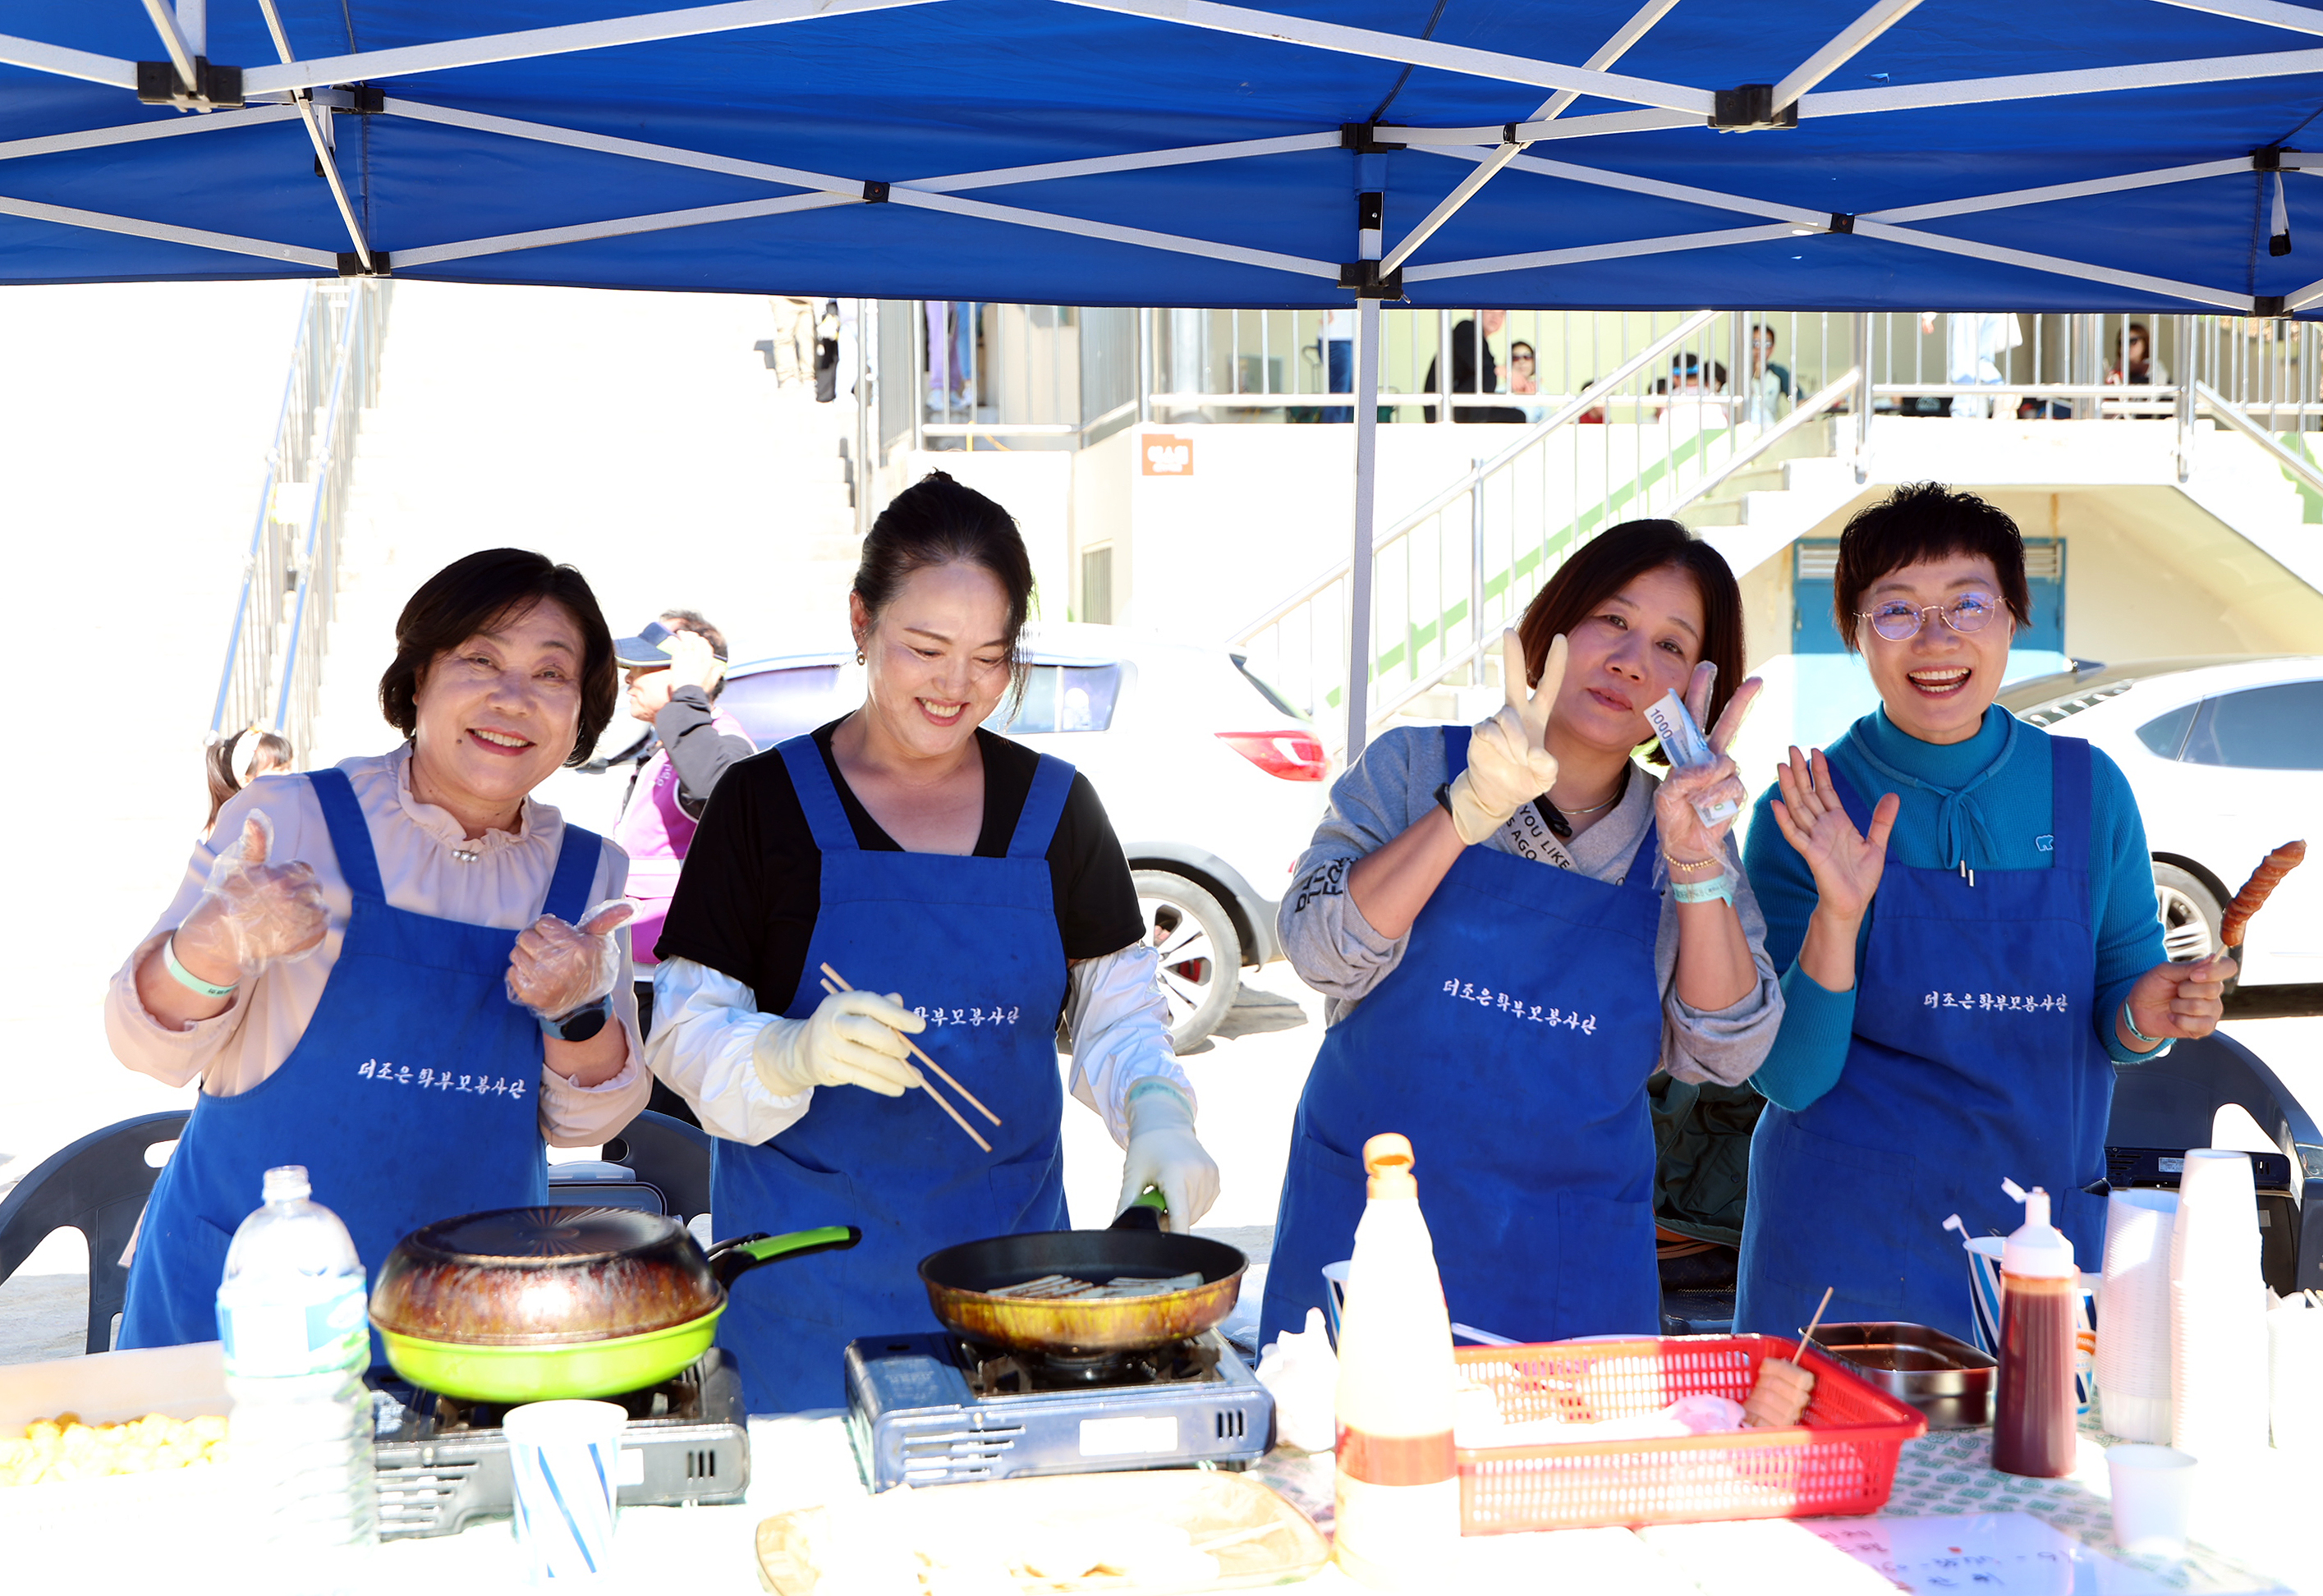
[1554, 786, 1623, 817]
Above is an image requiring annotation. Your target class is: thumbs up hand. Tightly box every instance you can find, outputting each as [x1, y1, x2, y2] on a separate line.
[507, 897, 636, 1022]
[173, 809, 330, 984]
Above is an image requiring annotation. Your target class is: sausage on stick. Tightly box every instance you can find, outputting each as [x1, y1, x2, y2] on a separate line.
[2220, 841, 2307, 950]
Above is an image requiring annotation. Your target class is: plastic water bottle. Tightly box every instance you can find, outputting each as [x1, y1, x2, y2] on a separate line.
[215, 1166, 379, 1590]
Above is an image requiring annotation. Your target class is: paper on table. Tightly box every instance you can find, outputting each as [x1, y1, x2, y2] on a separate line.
[1807, 1511, 2292, 1596]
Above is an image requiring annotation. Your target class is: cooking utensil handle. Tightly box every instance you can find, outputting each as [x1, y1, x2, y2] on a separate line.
[706, 1225, 863, 1286]
[1109, 1186, 1169, 1232]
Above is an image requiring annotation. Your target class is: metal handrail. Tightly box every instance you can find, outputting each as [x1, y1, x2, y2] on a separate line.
[2192, 379, 2323, 498]
[1231, 309, 1720, 646]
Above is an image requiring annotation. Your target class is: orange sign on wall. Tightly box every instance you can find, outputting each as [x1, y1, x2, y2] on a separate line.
[1141, 433, 1194, 475]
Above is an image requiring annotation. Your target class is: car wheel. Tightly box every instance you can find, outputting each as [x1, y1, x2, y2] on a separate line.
[2152, 863, 2222, 963]
[1132, 869, 1242, 1053]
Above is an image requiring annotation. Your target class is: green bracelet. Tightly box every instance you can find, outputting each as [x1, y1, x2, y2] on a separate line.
[1670, 874, 1733, 906]
[163, 935, 238, 1000]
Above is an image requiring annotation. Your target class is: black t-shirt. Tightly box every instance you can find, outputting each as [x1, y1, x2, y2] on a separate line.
[655, 720, 1146, 1016]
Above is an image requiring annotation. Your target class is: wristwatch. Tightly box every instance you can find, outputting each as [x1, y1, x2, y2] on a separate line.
[539, 996, 613, 1043]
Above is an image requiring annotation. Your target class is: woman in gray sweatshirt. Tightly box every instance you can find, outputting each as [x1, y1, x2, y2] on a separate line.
[1260, 519, 1784, 1349]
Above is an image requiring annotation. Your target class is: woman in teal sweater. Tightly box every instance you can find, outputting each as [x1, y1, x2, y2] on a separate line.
[1736, 483, 2233, 1343]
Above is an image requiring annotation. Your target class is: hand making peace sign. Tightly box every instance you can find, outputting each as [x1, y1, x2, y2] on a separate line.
[1444, 629, 1569, 846]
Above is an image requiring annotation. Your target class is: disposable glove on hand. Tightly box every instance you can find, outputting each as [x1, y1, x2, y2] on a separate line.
[1115, 1085, 1219, 1234]
[753, 988, 925, 1099]
[172, 811, 329, 983]
[1445, 631, 1568, 846]
[507, 898, 636, 1020]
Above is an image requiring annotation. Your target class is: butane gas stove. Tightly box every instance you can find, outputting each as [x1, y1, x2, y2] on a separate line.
[367, 1350, 751, 1537]
[844, 1330, 1274, 1493]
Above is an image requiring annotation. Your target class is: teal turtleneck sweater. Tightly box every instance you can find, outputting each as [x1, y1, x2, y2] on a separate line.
[1742, 704, 2168, 1111]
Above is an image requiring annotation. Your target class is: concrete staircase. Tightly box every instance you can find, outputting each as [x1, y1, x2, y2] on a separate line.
[1678, 419, 1867, 580]
[308, 283, 860, 828]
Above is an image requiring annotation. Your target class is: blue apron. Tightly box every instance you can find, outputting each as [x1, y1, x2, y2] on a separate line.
[1737, 735, 2108, 1346]
[713, 735, 1073, 1413]
[121, 768, 594, 1354]
[1260, 727, 1665, 1351]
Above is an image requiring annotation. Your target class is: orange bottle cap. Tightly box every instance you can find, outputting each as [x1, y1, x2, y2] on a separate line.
[1363, 1133, 1418, 1198]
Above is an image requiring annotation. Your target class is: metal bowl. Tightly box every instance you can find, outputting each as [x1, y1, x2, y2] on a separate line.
[1808, 1322, 1996, 1430]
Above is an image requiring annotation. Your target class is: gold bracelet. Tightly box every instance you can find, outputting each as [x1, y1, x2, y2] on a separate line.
[1663, 851, 1722, 875]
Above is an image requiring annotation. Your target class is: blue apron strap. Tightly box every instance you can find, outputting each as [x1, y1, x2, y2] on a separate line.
[1442, 723, 1469, 780]
[778, 735, 858, 855]
[1008, 754, 1076, 860]
[2047, 735, 2091, 865]
[543, 823, 601, 923]
[307, 769, 384, 901]
[1621, 815, 1660, 892]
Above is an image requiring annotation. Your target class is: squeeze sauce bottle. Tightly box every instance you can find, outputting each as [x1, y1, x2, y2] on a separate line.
[1333, 1133, 1462, 1588]
[1991, 1181, 2079, 1478]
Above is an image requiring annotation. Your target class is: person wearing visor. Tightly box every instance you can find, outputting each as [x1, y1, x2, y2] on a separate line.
[108, 549, 651, 1350]
[610, 612, 755, 1057]
[649, 473, 1221, 1413]
[1738, 484, 2233, 1343]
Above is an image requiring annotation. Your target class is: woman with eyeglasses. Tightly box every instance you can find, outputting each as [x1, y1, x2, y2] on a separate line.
[1735, 483, 2232, 1343]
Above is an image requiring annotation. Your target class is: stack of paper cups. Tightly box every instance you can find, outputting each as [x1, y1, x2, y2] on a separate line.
[2268, 1295, 2323, 1451]
[2099, 1189, 2178, 1442]
[2168, 1150, 2271, 1461]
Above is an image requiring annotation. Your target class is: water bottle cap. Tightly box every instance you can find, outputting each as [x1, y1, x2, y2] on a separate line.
[1362, 1133, 1418, 1199]
[262, 1165, 311, 1204]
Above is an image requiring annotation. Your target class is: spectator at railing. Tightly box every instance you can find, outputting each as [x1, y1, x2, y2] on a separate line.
[2107, 322, 2168, 387]
[203, 727, 293, 840]
[1508, 339, 1551, 424]
[1742, 323, 1793, 425]
[1423, 310, 1528, 423]
[1919, 310, 2022, 418]
[1660, 355, 1732, 433]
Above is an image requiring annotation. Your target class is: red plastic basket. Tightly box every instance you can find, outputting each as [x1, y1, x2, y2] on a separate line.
[1453, 1334, 1926, 1534]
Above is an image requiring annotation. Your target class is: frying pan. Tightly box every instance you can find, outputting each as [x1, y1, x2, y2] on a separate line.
[370, 1205, 859, 1403]
[918, 1190, 1246, 1358]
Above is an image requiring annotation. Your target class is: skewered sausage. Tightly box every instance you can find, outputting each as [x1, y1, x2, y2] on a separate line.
[2220, 840, 2307, 949]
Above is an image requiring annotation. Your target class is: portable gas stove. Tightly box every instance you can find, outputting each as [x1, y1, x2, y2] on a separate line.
[845, 1329, 1274, 1492]
[368, 1348, 751, 1537]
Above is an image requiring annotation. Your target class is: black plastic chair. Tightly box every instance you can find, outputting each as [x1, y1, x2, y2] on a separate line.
[2108, 1031, 2321, 1291]
[597, 1110, 713, 1224]
[0, 1110, 190, 1355]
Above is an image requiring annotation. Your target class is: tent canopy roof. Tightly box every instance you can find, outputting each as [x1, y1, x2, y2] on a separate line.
[7, 0, 2323, 311]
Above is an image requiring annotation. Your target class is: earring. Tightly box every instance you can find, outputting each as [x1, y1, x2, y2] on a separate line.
[855, 647, 865, 665]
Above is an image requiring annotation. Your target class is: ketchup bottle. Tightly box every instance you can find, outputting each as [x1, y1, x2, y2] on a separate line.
[1992, 1183, 2078, 1478]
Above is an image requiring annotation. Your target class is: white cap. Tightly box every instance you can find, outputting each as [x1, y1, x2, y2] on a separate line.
[2000, 1180, 2077, 1278]
[261, 1165, 311, 1204]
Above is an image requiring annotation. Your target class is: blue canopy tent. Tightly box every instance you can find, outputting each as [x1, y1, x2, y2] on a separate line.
[9, 0, 2323, 741]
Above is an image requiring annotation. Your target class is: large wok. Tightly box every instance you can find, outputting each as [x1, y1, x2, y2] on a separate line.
[370, 1205, 859, 1403]
[918, 1191, 1246, 1358]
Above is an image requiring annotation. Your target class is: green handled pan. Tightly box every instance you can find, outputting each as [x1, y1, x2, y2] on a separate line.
[370, 1205, 859, 1404]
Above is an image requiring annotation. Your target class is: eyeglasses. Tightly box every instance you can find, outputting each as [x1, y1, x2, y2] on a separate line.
[1857, 591, 2003, 642]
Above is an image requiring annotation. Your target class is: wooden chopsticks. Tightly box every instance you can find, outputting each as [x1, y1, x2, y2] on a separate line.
[819, 961, 1000, 1153]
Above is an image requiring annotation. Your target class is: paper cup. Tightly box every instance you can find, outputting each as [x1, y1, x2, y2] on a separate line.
[1963, 1236, 2005, 1355]
[1321, 1259, 1352, 1347]
[504, 1399, 626, 1585]
[2107, 1443, 2197, 1558]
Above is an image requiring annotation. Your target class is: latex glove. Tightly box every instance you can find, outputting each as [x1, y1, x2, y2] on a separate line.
[172, 811, 328, 983]
[1444, 631, 1568, 846]
[507, 898, 636, 1020]
[753, 988, 925, 1098]
[1115, 1085, 1219, 1234]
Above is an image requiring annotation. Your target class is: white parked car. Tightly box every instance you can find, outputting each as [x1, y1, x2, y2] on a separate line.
[1997, 657, 2323, 986]
[571, 623, 1332, 1049]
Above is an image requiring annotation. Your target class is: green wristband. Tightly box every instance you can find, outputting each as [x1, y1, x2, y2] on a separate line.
[1669, 874, 1734, 907]
[163, 935, 238, 1000]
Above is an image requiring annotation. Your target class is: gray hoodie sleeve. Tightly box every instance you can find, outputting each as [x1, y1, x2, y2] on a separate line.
[1275, 724, 1780, 1085]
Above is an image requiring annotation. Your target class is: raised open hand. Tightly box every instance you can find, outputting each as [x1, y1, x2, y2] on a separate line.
[1445, 630, 1568, 846]
[172, 810, 329, 983]
[1768, 747, 1898, 922]
[507, 897, 636, 1020]
[1654, 661, 1764, 864]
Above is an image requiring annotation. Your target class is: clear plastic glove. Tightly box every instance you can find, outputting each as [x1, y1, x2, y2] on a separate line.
[172, 811, 328, 983]
[1652, 660, 1765, 867]
[1115, 1085, 1219, 1234]
[507, 898, 636, 1020]
[1446, 631, 1568, 846]
[753, 988, 925, 1098]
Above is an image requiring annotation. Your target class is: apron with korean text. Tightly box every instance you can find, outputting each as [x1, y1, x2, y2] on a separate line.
[711, 736, 1072, 1413]
[121, 768, 592, 1354]
[1737, 736, 2108, 1346]
[1260, 726, 1666, 1351]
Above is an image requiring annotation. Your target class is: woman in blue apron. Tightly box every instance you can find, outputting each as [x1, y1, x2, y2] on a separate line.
[109, 549, 652, 1350]
[1737, 484, 2233, 1344]
[1261, 520, 1787, 1351]
[649, 472, 1221, 1413]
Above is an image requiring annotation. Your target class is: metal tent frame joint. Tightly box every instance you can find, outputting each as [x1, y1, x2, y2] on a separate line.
[1339, 122, 1407, 153]
[1828, 211, 1857, 233]
[2254, 292, 2288, 316]
[135, 57, 243, 112]
[861, 179, 890, 202]
[1337, 259, 1404, 297]
[1709, 84, 1798, 130]
[337, 250, 392, 277]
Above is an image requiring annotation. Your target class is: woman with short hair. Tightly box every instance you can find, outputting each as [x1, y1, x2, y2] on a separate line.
[112, 548, 651, 1349]
[1261, 518, 1784, 1349]
[1738, 482, 2230, 1342]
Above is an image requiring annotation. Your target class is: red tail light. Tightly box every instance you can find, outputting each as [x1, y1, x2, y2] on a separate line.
[1218, 731, 1329, 782]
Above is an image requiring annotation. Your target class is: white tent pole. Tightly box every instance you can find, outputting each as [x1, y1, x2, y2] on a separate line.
[0, 191, 336, 266]
[1346, 295, 1380, 763]
[0, 106, 301, 164]
[392, 190, 856, 268]
[255, 0, 374, 271]
[1408, 222, 1801, 281]
[0, 33, 138, 89]
[1802, 45, 2323, 117]
[1769, 0, 1921, 111]
[138, 0, 200, 89]
[2148, 0, 2323, 39]
[177, 0, 206, 59]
